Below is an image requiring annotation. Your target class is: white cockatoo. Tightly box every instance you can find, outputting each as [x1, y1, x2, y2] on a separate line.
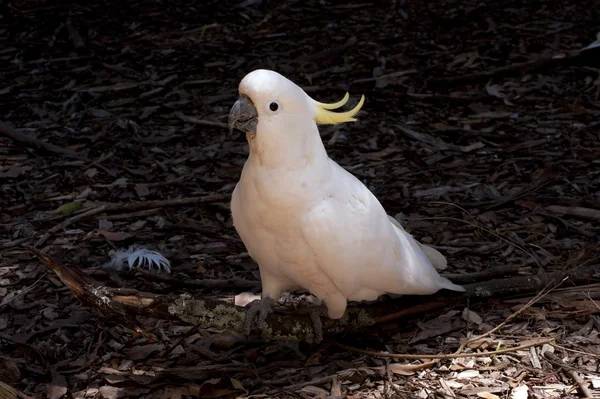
[228, 69, 464, 341]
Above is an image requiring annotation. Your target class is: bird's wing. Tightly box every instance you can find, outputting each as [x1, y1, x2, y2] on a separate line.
[299, 160, 464, 302]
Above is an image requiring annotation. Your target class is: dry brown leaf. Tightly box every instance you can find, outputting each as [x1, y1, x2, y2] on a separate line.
[477, 392, 501, 399]
[410, 310, 463, 343]
[125, 343, 164, 361]
[198, 377, 245, 398]
[462, 308, 483, 324]
[47, 371, 68, 399]
[0, 356, 20, 384]
[304, 352, 322, 367]
[234, 292, 260, 307]
[373, 361, 436, 376]
[0, 165, 31, 178]
[98, 386, 123, 399]
[211, 331, 245, 349]
[510, 384, 528, 399]
[457, 369, 479, 379]
[330, 376, 342, 397]
[97, 230, 135, 242]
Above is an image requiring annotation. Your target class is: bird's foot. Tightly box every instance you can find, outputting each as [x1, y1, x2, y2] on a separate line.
[300, 302, 328, 344]
[244, 297, 275, 335]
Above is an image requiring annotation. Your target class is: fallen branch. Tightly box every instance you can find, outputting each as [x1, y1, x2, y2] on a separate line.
[429, 45, 599, 87]
[100, 194, 230, 213]
[36, 194, 230, 247]
[136, 270, 261, 290]
[331, 338, 554, 360]
[36, 205, 108, 247]
[27, 246, 600, 343]
[27, 247, 155, 341]
[545, 205, 600, 221]
[442, 264, 530, 285]
[0, 120, 87, 160]
[544, 351, 594, 398]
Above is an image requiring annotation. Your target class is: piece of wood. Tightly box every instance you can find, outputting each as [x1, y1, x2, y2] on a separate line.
[544, 351, 594, 398]
[545, 205, 600, 221]
[0, 121, 86, 160]
[27, 246, 600, 343]
[0, 382, 17, 399]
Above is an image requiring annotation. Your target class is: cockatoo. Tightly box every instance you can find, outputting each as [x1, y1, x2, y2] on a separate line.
[228, 69, 464, 341]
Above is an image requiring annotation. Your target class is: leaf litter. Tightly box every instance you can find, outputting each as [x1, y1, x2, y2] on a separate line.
[0, 0, 599, 398]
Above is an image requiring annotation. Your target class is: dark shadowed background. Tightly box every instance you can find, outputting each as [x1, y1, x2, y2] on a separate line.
[1, 0, 599, 397]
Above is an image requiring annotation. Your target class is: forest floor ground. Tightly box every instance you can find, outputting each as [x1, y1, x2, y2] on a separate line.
[1, 0, 599, 398]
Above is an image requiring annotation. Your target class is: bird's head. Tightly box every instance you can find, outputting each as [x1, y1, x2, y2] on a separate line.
[228, 69, 364, 138]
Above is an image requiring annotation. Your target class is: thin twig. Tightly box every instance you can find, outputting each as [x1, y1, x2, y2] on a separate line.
[37, 194, 230, 247]
[551, 343, 600, 359]
[102, 193, 230, 212]
[544, 351, 594, 398]
[136, 269, 261, 290]
[453, 277, 567, 355]
[545, 205, 600, 221]
[0, 120, 87, 160]
[100, 208, 161, 221]
[35, 205, 108, 247]
[330, 338, 554, 360]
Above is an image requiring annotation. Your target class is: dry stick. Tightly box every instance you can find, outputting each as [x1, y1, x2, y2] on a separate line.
[136, 269, 261, 290]
[37, 193, 230, 247]
[0, 120, 86, 160]
[453, 277, 567, 355]
[103, 193, 230, 212]
[27, 246, 155, 342]
[100, 208, 161, 221]
[551, 343, 600, 359]
[442, 264, 530, 285]
[544, 351, 595, 398]
[35, 205, 108, 247]
[330, 338, 554, 360]
[546, 205, 600, 221]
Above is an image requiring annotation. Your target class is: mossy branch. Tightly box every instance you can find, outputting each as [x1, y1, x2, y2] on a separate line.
[27, 246, 599, 343]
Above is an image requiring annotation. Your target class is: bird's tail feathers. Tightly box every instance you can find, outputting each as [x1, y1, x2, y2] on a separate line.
[387, 215, 464, 293]
[439, 277, 466, 292]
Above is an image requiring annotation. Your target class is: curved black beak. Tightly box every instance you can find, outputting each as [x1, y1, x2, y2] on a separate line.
[228, 95, 258, 135]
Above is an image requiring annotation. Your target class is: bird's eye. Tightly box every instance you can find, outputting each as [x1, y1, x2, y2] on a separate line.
[269, 102, 279, 112]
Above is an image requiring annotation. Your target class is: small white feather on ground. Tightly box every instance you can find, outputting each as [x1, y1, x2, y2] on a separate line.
[102, 246, 171, 273]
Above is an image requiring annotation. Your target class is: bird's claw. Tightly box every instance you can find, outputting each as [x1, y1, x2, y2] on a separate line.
[301, 302, 328, 344]
[244, 297, 275, 335]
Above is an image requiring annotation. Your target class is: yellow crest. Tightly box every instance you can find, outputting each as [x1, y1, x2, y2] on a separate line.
[313, 92, 365, 125]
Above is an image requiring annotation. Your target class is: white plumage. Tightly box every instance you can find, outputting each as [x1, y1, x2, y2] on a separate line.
[229, 70, 464, 328]
[102, 246, 171, 273]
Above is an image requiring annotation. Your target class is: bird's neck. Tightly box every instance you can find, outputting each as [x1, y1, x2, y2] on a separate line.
[249, 122, 328, 171]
